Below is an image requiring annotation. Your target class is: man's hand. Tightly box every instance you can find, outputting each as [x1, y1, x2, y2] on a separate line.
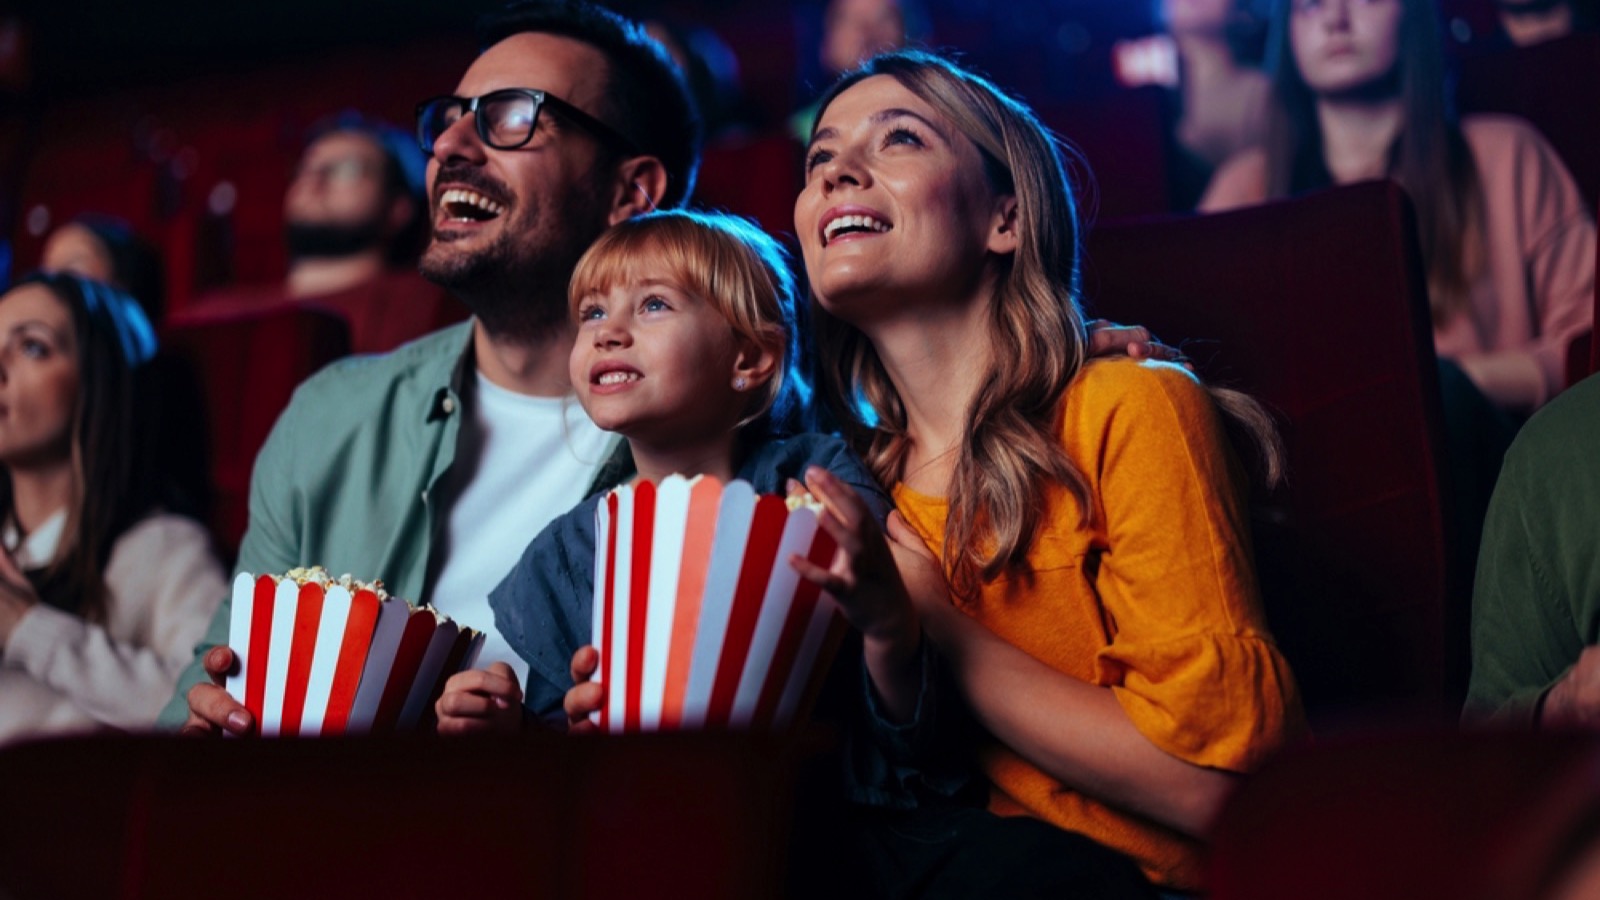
[436, 662, 524, 735]
[563, 646, 604, 735]
[1085, 319, 1190, 369]
[178, 646, 255, 737]
[1542, 646, 1600, 730]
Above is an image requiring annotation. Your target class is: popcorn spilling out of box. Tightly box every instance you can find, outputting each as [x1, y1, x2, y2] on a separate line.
[225, 566, 484, 736]
[592, 475, 847, 733]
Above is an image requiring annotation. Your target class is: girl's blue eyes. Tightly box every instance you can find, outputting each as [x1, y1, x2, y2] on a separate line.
[17, 338, 50, 359]
[578, 296, 672, 321]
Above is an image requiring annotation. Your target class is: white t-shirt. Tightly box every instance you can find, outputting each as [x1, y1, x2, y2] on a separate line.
[425, 372, 618, 684]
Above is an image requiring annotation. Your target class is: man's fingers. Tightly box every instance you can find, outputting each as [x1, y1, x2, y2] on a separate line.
[187, 682, 253, 735]
[203, 646, 237, 685]
[436, 689, 497, 720]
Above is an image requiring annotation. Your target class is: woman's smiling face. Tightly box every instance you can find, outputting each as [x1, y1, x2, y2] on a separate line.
[795, 74, 1011, 328]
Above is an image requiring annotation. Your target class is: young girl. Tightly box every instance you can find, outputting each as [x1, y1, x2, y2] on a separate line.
[0, 273, 227, 745]
[795, 50, 1304, 892]
[435, 209, 924, 734]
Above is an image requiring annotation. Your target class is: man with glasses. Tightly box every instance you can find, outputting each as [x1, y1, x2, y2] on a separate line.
[160, 0, 699, 734]
[189, 115, 463, 354]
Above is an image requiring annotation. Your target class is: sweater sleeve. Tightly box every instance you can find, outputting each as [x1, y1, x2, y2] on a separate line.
[4, 515, 227, 729]
[1456, 118, 1596, 411]
[1085, 363, 1303, 771]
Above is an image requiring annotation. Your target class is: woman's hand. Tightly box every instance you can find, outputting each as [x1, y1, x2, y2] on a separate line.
[563, 646, 604, 735]
[0, 546, 38, 644]
[788, 466, 923, 722]
[435, 662, 524, 735]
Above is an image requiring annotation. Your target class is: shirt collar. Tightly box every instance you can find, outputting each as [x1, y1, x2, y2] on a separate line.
[3, 508, 69, 569]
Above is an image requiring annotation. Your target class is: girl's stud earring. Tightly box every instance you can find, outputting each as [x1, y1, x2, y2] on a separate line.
[733, 376, 748, 391]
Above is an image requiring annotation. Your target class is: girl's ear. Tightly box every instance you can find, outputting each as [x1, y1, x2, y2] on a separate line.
[731, 335, 780, 391]
[986, 194, 1020, 256]
[609, 156, 668, 225]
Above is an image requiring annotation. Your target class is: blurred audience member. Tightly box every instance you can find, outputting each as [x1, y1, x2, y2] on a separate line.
[1203, 0, 1594, 420]
[1117, 0, 1273, 209]
[40, 215, 166, 326]
[789, 0, 930, 141]
[1494, 0, 1597, 47]
[0, 273, 225, 746]
[645, 18, 759, 139]
[1463, 371, 1600, 728]
[1202, 0, 1593, 555]
[189, 114, 463, 353]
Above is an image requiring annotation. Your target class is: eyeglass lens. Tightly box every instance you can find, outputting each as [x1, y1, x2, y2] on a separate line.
[419, 90, 541, 153]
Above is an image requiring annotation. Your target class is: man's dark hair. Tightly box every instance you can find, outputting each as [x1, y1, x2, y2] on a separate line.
[476, 0, 702, 209]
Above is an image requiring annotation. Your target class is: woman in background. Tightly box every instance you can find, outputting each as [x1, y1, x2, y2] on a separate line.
[1202, 0, 1594, 417]
[0, 273, 224, 745]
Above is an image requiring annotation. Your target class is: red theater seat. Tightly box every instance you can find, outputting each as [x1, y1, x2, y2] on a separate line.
[1084, 181, 1453, 725]
[1208, 730, 1600, 900]
[160, 304, 351, 562]
[0, 731, 800, 899]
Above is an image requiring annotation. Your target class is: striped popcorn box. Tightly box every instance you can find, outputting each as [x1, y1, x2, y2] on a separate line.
[591, 475, 849, 734]
[224, 567, 485, 736]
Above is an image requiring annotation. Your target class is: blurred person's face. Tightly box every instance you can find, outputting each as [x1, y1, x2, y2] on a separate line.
[40, 224, 115, 286]
[822, 0, 907, 76]
[419, 32, 622, 328]
[1163, 0, 1235, 37]
[283, 131, 403, 259]
[0, 284, 79, 471]
[285, 131, 391, 230]
[1290, 0, 1403, 98]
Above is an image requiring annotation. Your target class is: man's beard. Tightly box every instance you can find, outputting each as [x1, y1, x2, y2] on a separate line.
[285, 219, 386, 259]
[419, 175, 611, 342]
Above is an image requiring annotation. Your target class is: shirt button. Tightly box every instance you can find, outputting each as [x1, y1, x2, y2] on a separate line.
[440, 396, 456, 415]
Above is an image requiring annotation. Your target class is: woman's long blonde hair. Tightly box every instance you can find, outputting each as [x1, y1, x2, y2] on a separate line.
[810, 51, 1282, 600]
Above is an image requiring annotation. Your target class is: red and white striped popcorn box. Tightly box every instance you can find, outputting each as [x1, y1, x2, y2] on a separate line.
[224, 571, 485, 736]
[590, 475, 849, 734]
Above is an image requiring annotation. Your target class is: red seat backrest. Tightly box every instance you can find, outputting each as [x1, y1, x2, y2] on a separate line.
[0, 731, 799, 898]
[159, 304, 351, 562]
[1208, 729, 1600, 900]
[1084, 181, 1453, 724]
[695, 132, 804, 243]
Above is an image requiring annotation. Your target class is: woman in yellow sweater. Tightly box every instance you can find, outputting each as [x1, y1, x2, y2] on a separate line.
[795, 50, 1306, 892]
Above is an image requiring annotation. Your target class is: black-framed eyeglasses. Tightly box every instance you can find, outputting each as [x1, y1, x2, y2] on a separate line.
[414, 88, 639, 157]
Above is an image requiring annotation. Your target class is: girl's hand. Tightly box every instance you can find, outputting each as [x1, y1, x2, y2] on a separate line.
[434, 662, 524, 735]
[563, 645, 604, 735]
[0, 546, 38, 644]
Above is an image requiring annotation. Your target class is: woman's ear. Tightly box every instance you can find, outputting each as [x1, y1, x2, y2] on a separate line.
[731, 336, 781, 392]
[986, 194, 1020, 256]
[609, 157, 668, 225]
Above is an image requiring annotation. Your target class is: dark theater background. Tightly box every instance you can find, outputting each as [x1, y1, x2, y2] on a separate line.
[1, 0, 1597, 897]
